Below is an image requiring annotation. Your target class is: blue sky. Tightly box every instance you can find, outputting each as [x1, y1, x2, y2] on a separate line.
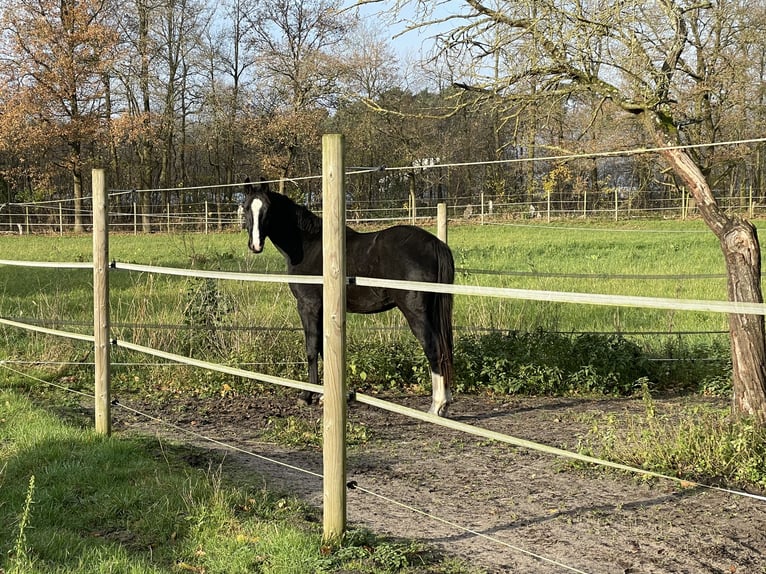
[350, 0, 459, 59]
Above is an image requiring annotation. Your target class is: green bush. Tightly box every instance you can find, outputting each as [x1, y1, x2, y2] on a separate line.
[454, 330, 650, 396]
[342, 329, 731, 399]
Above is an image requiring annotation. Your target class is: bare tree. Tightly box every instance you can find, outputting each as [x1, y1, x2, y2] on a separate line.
[245, 0, 353, 190]
[386, 0, 766, 421]
[202, 0, 260, 185]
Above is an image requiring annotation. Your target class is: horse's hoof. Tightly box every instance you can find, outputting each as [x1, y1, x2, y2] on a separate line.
[428, 404, 450, 418]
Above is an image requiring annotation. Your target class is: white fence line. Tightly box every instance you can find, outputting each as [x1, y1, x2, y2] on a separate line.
[0, 316, 95, 343]
[2, 256, 758, 316]
[0, 259, 92, 269]
[113, 262, 323, 284]
[353, 276, 764, 316]
[114, 338, 322, 397]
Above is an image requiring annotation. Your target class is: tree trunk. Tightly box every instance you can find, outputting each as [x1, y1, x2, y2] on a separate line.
[73, 164, 83, 234]
[138, 0, 153, 233]
[721, 222, 766, 423]
[648, 114, 766, 423]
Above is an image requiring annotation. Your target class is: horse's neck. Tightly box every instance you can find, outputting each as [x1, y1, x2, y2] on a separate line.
[269, 199, 321, 266]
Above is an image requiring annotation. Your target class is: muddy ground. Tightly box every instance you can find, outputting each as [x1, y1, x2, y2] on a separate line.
[112, 390, 766, 574]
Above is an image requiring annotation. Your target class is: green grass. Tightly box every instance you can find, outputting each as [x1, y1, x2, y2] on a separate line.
[0, 220, 735, 398]
[0, 219, 730, 334]
[0, 386, 477, 573]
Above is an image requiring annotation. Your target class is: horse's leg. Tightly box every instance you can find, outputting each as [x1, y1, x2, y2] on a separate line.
[398, 295, 453, 417]
[297, 302, 322, 406]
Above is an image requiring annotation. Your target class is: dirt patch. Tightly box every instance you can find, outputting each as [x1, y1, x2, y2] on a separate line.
[112, 391, 766, 574]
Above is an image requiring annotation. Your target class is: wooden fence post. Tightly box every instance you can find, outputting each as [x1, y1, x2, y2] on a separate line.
[437, 202, 448, 244]
[322, 134, 347, 543]
[92, 168, 111, 435]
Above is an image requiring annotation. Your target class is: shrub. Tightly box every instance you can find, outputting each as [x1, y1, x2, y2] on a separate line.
[454, 330, 650, 396]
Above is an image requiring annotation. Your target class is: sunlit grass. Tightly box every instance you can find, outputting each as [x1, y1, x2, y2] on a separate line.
[0, 219, 738, 392]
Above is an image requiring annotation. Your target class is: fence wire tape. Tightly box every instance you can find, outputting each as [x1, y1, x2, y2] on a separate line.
[112, 338, 323, 396]
[0, 259, 92, 269]
[352, 393, 766, 503]
[353, 276, 766, 316]
[112, 261, 323, 284]
[110, 260, 766, 316]
[0, 317, 94, 343]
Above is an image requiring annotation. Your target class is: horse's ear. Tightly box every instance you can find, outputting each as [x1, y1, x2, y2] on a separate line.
[259, 177, 269, 193]
[244, 177, 255, 195]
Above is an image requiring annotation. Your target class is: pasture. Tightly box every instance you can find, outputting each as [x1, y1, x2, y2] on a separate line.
[0, 218, 731, 398]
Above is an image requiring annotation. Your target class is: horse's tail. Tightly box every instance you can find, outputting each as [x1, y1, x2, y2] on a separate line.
[435, 239, 455, 386]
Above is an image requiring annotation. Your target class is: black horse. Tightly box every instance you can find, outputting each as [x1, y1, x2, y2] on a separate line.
[243, 179, 455, 416]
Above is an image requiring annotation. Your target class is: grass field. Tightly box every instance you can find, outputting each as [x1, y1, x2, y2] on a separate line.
[0, 218, 734, 397]
[0, 218, 729, 331]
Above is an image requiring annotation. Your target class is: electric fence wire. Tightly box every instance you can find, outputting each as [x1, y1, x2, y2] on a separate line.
[4, 135, 766, 205]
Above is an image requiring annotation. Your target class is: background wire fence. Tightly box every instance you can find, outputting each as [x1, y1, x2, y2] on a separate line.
[2, 189, 764, 235]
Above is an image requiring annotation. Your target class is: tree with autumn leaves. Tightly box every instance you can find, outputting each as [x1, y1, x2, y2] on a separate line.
[0, 0, 119, 230]
[379, 0, 766, 423]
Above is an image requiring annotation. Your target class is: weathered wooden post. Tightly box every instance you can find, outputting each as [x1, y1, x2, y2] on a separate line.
[583, 188, 587, 218]
[322, 134, 347, 543]
[437, 202, 447, 244]
[92, 168, 111, 435]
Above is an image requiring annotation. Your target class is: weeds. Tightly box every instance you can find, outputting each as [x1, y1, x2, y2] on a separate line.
[259, 415, 371, 448]
[578, 387, 766, 489]
[328, 529, 432, 573]
[8, 475, 36, 574]
[183, 278, 234, 356]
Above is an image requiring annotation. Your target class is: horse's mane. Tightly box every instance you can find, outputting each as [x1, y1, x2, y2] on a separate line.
[269, 190, 322, 235]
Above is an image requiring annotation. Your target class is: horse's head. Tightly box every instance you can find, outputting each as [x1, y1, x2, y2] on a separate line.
[243, 178, 270, 254]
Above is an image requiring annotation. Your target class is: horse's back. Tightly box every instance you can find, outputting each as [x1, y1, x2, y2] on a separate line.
[347, 225, 453, 283]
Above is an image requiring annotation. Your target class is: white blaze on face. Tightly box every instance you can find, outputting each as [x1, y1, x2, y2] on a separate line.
[249, 198, 264, 252]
